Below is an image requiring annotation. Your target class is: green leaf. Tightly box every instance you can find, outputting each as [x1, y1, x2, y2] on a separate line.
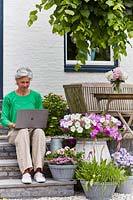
[65, 9, 75, 15]
[71, 15, 80, 23]
[27, 20, 33, 27]
[85, 181, 89, 191]
[107, 13, 115, 20]
[74, 63, 81, 71]
[29, 10, 38, 15]
[65, 27, 71, 33]
[30, 14, 38, 22]
[42, 0, 47, 3]
[84, 0, 90, 2]
[90, 178, 94, 186]
[80, 10, 90, 18]
[36, 4, 42, 11]
[106, 0, 114, 7]
[57, 6, 65, 14]
[113, 24, 119, 31]
[113, 3, 125, 11]
[44, 1, 55, 10]
[128, 31, 133, 38]
[70, 3, 77, 9]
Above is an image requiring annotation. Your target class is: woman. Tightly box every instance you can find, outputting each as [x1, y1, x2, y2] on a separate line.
[1, 67, 46, 184]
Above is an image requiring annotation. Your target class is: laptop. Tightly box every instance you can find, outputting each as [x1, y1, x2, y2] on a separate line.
[15, 109, 48, 129]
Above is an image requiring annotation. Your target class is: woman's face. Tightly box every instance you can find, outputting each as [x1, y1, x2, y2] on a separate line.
[16, 76, 31, 91]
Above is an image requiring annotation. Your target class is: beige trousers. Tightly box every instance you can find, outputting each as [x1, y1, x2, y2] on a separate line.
[8, 128, 46, 174]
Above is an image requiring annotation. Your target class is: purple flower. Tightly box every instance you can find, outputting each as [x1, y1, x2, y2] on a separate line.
[60, 112, 124, 141]
[111, 148, 133, 169]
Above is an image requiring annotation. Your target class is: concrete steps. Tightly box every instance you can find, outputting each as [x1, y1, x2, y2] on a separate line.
[0, 159, 21, 179]
[0, 141, 16, 159]
[0, 179, 76, 199]
[0, 126, 76, 198]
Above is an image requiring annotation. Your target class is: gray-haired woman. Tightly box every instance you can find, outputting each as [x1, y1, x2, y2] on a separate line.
[1, 67, 46, 184]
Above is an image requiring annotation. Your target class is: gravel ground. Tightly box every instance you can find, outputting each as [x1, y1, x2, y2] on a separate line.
[7, 192, 133, 200]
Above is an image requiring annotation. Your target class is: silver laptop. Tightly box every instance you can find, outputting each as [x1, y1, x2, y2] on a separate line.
[15, 109, 48, 129]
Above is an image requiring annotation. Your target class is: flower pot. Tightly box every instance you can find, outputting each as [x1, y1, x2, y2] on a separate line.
[75, 138, 111, 163]
[116, 176, 133, 194]
[48, 164, 77, 182]
[80, 181, 117, 200]
[50, 137, 64, 153]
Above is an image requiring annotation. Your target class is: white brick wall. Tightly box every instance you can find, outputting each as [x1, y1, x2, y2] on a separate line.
[3, 0, 133, 98]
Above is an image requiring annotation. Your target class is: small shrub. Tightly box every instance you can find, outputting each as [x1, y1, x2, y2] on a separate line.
[42, 93, 68, 136]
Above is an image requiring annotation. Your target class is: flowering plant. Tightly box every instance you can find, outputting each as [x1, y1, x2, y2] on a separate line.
[60, 112, 125, 141]
[45, 146, 83, 165]
[105, 67, 128, 93]
[111, 148, 133, 176]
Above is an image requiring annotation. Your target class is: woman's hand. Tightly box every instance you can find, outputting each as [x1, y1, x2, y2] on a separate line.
[8, 123, 16, 128]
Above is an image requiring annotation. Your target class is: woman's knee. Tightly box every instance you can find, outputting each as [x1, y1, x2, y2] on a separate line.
[33, 128, 45, 136]
[15, 128, 29, 145]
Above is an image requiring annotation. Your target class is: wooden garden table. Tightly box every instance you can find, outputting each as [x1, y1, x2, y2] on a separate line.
[93, 93, 133, 137]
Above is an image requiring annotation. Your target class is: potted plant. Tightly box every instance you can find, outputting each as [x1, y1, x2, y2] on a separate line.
[111, 147, 133, 193]
[75, 158, 127, 200]
[45, 146, 83, 182]
[60, 112, 125, 162]
[42, 93, 68, 152]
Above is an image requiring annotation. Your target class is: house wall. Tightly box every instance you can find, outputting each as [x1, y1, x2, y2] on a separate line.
[3, 0, 133, 98]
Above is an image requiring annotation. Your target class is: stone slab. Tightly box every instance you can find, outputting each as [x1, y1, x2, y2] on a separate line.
[0, 178, 76, 198]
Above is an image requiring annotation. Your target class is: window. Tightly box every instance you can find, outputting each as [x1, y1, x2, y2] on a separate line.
[64, 33, 118, 72]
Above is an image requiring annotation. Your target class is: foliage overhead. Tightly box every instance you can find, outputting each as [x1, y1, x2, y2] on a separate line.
[28, 0, 133, 66]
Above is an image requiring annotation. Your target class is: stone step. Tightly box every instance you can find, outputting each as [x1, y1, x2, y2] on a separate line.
[0, 137, 51, 159]
[0, 159, 21, 179]
[0, 178, 76, 199]
[0, 159, 52, 179]
[0, 141, 16, 159]
[0, 126, 8, 135]
[0, 135, 8, 141]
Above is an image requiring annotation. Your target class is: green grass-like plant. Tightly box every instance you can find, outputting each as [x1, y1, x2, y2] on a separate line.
[75, 158, 127, 191]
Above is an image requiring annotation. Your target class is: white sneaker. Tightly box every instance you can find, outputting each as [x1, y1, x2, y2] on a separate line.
[34, 172, 46, 183]
[22, 173, 32, 184]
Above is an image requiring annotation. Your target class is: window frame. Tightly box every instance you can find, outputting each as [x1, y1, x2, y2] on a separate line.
[64, 34, 118, 72]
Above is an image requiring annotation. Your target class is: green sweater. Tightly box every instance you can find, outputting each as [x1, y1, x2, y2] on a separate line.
[1, 90, 43, 127]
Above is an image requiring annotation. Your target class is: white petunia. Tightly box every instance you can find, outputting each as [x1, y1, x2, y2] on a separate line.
[75, 113, 82, 120]
[75, 121, 81, 127]
[100, 116, 105, 123]
[111, 116, 118, 123]
[85, 124, 91, 129]
[83, 117, 91, 124]
[63, 122, 70, 128]
[68, 120, 73, 126]
[70, 126, 76, 132]
[71, 113, 81, 120]
[64, 115, 70, 120]
[77, 127, 83, 133]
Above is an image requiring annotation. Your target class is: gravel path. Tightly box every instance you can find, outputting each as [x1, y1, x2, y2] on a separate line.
[8, 192, 133, 200]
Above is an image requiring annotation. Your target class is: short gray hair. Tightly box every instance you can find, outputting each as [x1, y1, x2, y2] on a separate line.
[15, 67, 33, 79]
